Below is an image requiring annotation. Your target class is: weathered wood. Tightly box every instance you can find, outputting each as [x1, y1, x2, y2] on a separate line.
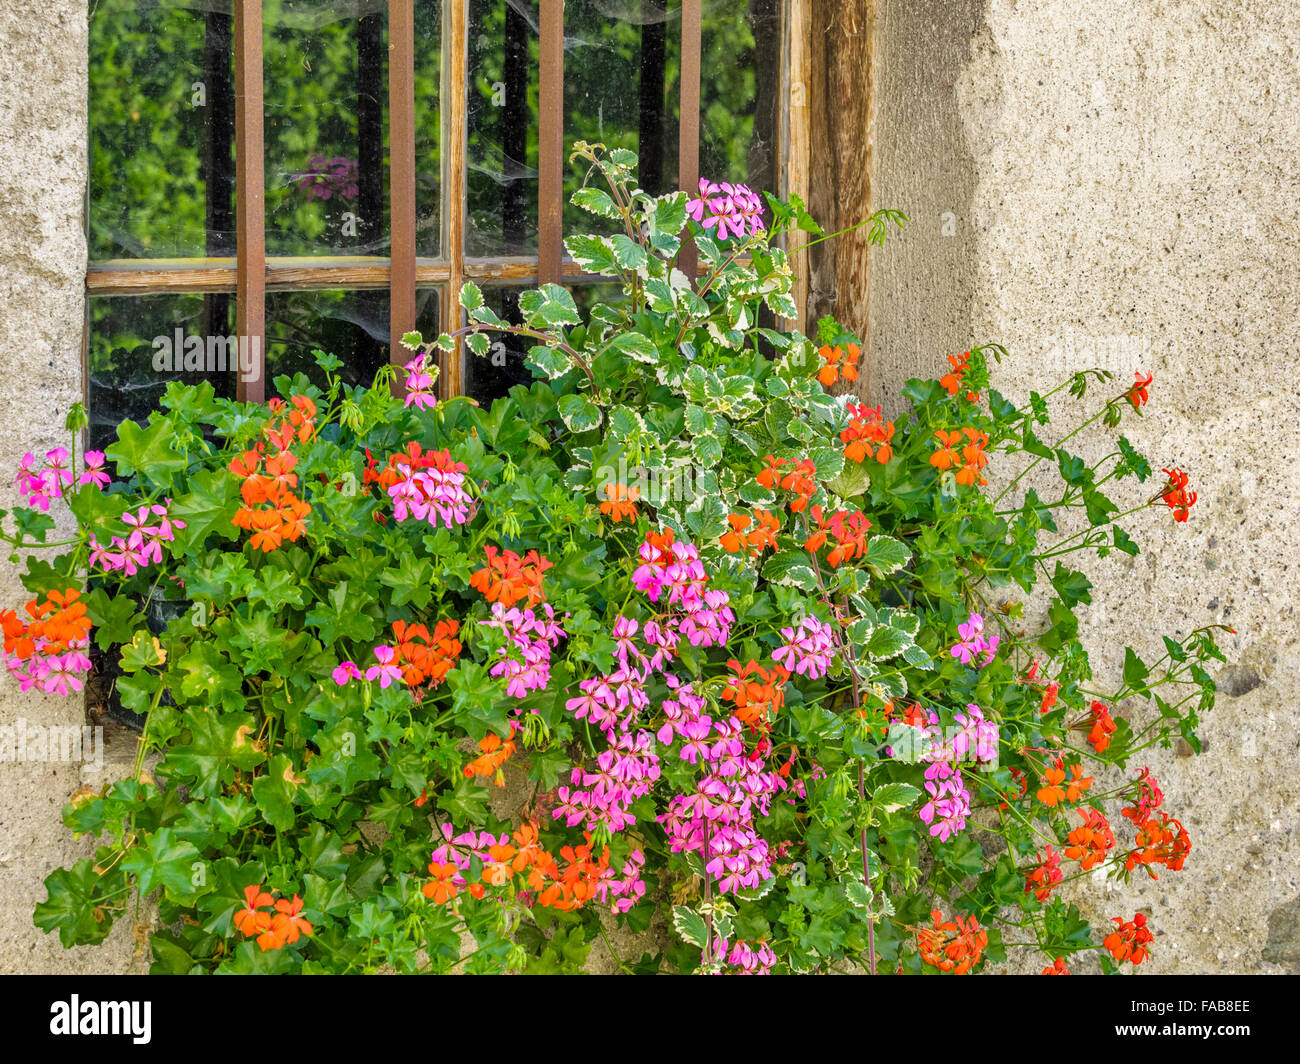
[807, 0, 874, 395]
[783, 0, 812, 334]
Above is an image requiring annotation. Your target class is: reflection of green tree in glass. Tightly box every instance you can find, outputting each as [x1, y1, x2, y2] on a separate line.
[89, 0, 230, 258]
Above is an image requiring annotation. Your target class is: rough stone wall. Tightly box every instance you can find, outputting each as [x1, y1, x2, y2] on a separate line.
[0, 1, 143, 973]
[870, 0, 1300, 972]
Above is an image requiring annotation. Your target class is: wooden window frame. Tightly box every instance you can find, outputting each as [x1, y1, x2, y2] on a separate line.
[84, 0, 814, 403]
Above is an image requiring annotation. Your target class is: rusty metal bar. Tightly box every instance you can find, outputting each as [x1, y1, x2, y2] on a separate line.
[678, 0, 702, 282]
[390, 0, 417, 365]
[537, 0, 564, 285]
[233, 0, 265, 402]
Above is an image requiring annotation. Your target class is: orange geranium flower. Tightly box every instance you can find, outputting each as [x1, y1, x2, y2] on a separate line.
[422, 861, 460, 904]
[930, 430, 964, 471]
[840, 404, 895, 464]
[233, 884, 275, 938]
[1025, 845, 1063, 902]
[1041, 958, 1071, 975]
[938, 350, 980, 402]
[916, 910, 988, 975]
[720, 509, 780, 557]
[1064, 809, 1115, 871]
[816, 342, 861, 388]
[391, 618, 462, 688]
[1124, 812, 1191, 877]
[1036, 757, 1093, 807]
[955, 428, 989, 487]
[1127, 371, 1153, 410]
[804, 505, 871, 567]
[1086, 700, 1117, 754]
[1159, 467, 1197, 522]
[722, 659, 790, 729]
[599, 482, 640, 523]
[255, 894, 312, 951]
[463, 727, 517, 786]
[1104, 913, 1154, 966]
[469, 546, 551, 608]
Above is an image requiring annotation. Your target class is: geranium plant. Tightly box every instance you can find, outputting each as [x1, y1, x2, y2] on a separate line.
[12, 143, 1224, 974]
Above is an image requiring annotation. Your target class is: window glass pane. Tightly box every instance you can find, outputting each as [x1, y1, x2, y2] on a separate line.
[563, 0, 677, 239]
[463, 286, 534, 402]
[266, 289, 392, 392]
[699, 0, 780, 194]
[414, 0, 443, 257]
[88, 0, 236, 259]
[466, 0, 540, 256]
[263, 0, 391, 256]
[88, 293, 237, 452]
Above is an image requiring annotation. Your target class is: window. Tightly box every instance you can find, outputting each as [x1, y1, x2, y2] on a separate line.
[85, 0, 799, 448]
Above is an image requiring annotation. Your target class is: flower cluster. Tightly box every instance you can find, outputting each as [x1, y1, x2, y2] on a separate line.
[233, 884, 313, 952]
[480, 602, 566, 704]
[230, 395, 316, 552]
[1, 588, 93, 695]
[370, 442, 471, 529]
[840, 404, 894, 465]
[685, 178, 764, 240]
[816, 343, 860, 388]
[938, 350, 980, 402]
[1036, 756, 1093, 807]
[469, 546, 551, 609]
[1025, 845, 1063, 902]
[1104, 912, 1154, 966]
[720, 509, 780, 558]
[657, 696, 787, 894]
[402, 353, 438, 411]
[630, 529, 735, 648]
[1064, 808, 1115, 871]
[916, 909, 988, 974]
[15, 447, 107, 510]
[88, 498, 186, 575]
[804, 505, 871, 568]
[950, 611, 999, 668]
[721, 659, 790, 732]
[424, 822, 638, 915]
[930, 427, 989, 486]
[1085, 699, 1117, 753]
[1124, 810, 1190, 878]
[555, 730, 661, 834]
[771, 616, 835, 679]
[918, 760, 971, 843]
[293, 155, 359, 201]
[706, 935, 778, 975]
[1160, 467, 1197, 522]
[757, 455, 816, 512]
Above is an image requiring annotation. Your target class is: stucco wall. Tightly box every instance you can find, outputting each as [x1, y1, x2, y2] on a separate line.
[0, 1, 142, 973]
[871, 0, 1300, 972]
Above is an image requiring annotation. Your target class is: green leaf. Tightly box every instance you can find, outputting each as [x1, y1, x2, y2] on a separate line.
[762, 550, 819, 592]
[121, 829, 204, 903]
[34, 859, 116, 947]
[872, 782, 920, 813]
[672, 905, 709, 949]
[571, 186, 620, 220]
[1123, 647, 1150, 689]
[558, 393, 602, 433]
[609, 332, 660, 364]
[459, 280, 484, 311]
[864, 536, 911, 575]
[105, 416, 187, 487]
